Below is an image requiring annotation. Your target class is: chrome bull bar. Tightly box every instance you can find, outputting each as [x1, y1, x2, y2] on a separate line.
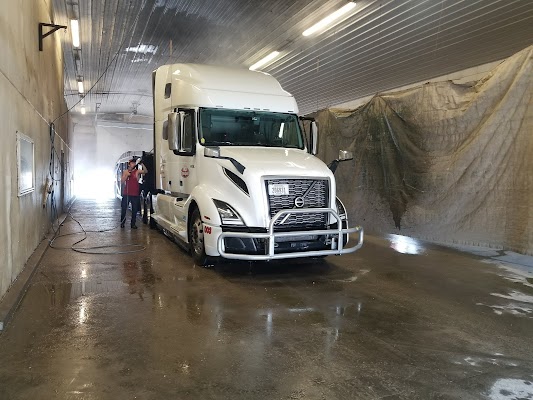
[217, 208, 364, 261]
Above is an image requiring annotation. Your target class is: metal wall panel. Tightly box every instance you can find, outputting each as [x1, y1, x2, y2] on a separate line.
[52, 0, 533, 117]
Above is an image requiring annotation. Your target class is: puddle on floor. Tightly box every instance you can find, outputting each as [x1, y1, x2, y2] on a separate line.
[476, 301, 533, 318]
[484, 261, 533, 289]
[488, 378, 533, 400]
[43, 280, 129, 306]
[387, 234, 426, 255]
[452, 355, 518, 368]
[491, 290, 533, 304]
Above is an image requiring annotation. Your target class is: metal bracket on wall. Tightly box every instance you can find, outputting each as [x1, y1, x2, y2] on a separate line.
[38, 23, 67, 51]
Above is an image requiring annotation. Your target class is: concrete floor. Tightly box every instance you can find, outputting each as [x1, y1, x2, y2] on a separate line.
[0, 200, 532, 400]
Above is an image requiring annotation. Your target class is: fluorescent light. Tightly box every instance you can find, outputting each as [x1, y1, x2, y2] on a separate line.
[249, 51, 280, 71]
[77, 80, 84, 94]
[302, 2, 356, 37]
[278, 122, 285, 138]
[70, 19, 80, 48]
[80, 106, 86, 115]
[125, 44, 158, 54]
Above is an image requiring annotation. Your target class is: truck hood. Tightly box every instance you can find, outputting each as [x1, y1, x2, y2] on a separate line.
[218, 147, 332, 178]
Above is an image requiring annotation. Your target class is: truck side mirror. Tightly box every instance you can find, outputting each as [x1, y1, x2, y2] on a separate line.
[328, 150, 354, 174]
[167, 112, 180, 151]
[338, 150, 353, 161]
[204, 147, 221, 158]
[310, 121, 318, 155]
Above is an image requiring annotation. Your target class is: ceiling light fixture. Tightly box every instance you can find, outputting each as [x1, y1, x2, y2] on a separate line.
[70, 19, 80, 48]
[81, 106, 86, 115]
[302, 1, 356, 37]
[77, 80, 84, 94]
[249, 51, 281, 71]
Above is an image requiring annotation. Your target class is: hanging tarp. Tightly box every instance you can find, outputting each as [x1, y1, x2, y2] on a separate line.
[315, 45, 533, 254]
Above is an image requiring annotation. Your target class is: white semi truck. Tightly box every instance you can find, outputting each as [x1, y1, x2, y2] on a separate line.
[151, 63, 363, 265]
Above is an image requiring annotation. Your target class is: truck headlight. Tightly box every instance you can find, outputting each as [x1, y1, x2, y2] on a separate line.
[335, 197, 347, 220]
[213, 199, 245, 226]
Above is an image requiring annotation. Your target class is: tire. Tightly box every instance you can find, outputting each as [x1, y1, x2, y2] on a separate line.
[189, 207, 209, 266]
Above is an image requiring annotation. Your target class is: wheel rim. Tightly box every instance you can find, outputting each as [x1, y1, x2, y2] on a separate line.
[191, 216, 204, 256]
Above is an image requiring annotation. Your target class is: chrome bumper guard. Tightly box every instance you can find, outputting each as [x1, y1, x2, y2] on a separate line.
[217, 208, 364, 261]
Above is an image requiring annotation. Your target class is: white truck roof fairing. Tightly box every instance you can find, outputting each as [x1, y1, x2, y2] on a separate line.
[157, 63, 299, 114]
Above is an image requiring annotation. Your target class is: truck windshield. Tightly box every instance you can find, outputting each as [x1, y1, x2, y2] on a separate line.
[199, 108, 304, 149]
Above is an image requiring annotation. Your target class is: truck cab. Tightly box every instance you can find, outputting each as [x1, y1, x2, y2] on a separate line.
[151, 63, 363, 265]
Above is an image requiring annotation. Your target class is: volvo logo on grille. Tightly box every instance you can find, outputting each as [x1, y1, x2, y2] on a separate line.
[294, 197, 305, 208]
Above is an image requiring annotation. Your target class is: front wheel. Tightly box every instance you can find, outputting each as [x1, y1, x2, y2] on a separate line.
[189, 207, 210, 266]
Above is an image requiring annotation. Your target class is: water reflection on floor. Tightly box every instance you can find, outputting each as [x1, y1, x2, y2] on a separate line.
[387, 234, 426, 255]
[0, 199, 532, 400]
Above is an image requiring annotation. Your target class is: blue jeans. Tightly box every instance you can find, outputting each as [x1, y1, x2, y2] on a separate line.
[121, 195, 140, 227]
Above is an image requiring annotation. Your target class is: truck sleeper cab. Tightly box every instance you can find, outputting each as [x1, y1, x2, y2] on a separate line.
[151, 63, 363, 265]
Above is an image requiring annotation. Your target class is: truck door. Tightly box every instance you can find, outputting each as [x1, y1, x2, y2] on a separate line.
[174, 108, 198, 197]
[153, 67, 173, 191]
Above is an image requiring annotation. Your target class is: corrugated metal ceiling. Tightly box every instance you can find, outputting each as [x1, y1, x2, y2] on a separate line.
[51, 0, 533, 118]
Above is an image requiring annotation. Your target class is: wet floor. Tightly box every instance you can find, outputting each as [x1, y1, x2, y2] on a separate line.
[0, 199, 532, 399]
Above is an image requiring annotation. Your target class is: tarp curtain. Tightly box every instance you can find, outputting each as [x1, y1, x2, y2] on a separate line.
[314, 45, 533, 254]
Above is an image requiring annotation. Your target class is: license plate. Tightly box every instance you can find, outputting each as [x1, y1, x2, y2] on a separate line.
[268, 184, 290, 196]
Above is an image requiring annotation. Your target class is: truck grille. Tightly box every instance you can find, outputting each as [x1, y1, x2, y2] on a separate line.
[265, 178, 329, 230]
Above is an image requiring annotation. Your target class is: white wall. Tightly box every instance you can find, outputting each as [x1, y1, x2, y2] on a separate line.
[0, 0, 72, 297]
[72, 121, 153, 198]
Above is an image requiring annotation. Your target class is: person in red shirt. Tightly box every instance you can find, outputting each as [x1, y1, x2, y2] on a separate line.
[120, 159, 147, 229]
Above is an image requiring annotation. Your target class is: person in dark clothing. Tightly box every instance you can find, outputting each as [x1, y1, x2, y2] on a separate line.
[120, 159, 147, 229]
